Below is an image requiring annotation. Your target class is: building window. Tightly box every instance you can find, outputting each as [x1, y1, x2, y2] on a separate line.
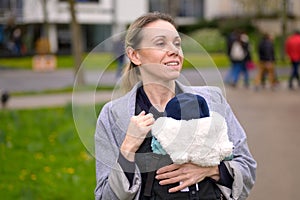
[179, 0, 203, 18]
[0, 0, 23, 20]
[149, 0, 203, 18]
[59, 0, 99, 2]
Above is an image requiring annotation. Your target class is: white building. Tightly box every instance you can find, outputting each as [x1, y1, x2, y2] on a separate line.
[1, 0, 149, 54]
[24, 0, 148, 53]
[0, 0, 300, 54]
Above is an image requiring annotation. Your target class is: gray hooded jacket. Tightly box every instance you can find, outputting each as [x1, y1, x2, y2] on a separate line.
[94, 81, 256, 200]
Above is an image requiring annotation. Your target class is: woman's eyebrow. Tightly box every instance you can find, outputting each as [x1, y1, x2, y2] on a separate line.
[151, 35, 181, 41]
[151, 35, 166, 41]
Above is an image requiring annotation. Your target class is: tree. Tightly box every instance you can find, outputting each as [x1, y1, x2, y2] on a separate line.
[234, 0, 288, 60]
[236, 0, 282, 17]
[167, 0, 180, 19]
[280, 0, 288, 60]
[68, 0, 85, 86]
[41, 0, 49, 38]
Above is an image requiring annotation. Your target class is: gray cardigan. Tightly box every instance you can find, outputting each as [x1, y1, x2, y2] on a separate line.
[94, 82, 256, 200]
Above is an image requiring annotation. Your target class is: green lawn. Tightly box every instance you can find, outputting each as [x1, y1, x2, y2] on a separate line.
[0, 52, 231, 70]
[0, 104, 103, 199]
[0, 53, 115, 70]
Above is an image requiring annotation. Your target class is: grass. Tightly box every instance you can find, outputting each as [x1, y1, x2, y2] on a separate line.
[0, 50, 289, 71]
[0, 52, 231, 70]
[0, 53, 116, 70]
[0, 104, 103, 199]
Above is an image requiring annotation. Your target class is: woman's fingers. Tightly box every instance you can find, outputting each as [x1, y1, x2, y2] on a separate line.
[137, 110, 146, 116]
[156, 163, 179, 174]
[127, 111, 155, 138]
[143, 113, 155, 125]
[156, 164, 182, 181]
[135, 112, 154, 126]
[155, 163, 209, 193]
[157, 172, 188, 185]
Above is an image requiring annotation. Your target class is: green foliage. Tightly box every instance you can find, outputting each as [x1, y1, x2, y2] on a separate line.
[0, 105, 104, 199]
[178, 19, 219, 34]
[178, 17, 256, 39]
[182, 53, 230, 68]
[217, 17, 256, 36]
[186, 28, 226, 53]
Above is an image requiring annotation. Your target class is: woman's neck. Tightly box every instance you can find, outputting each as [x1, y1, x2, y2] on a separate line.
[143, 82, 176, 112]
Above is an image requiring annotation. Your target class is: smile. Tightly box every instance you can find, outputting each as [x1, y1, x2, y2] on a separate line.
[164, 61, 179, 66]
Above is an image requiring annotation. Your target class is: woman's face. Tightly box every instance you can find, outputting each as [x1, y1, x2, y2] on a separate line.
[135, 20, 184, 82]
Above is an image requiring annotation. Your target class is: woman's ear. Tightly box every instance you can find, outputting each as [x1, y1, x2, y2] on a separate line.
[126, 47, 141, 66]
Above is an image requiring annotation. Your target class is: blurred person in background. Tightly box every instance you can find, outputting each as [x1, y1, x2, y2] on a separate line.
[254, 33, 277, 90]
[285, 30, 300, 90]
[226, 32, 252, 88]
[224, 29, 238, 85]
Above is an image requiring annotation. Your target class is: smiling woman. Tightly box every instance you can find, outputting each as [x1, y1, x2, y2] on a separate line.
[94, 12, 256, 200]
[125, 20, 183, 95]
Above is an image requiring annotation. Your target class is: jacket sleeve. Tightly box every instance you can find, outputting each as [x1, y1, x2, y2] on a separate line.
[94, 103, 141, 200]
[217, 91, 257, 200]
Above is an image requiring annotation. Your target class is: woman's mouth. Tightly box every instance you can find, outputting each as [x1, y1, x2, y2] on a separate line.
[165, 61, 179, 66]
[164, 61, 181, 70]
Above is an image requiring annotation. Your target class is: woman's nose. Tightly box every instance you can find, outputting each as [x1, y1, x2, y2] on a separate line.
[166, 43, 179, 55]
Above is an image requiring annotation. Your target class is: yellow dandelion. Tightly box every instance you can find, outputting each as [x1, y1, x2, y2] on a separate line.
[30, 174, 37, 181]
[44, 166, 51, 173]
[64, 167, 75, 174]
[34, 153, 44, 160]
[79, 151, 92, 161]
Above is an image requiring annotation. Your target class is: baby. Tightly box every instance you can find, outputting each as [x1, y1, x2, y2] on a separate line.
[151, 93, 233, 167]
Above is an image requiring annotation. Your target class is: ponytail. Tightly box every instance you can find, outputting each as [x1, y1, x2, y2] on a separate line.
[120, 62, 140, 93]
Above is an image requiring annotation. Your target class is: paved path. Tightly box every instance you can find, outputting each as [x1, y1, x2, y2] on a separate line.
[224, 87, 300, 200]
[1, 67, 299, 199]
[4, 91, 113, 109]
[0, 67, 293, 110]
[0, 67, 290, 92]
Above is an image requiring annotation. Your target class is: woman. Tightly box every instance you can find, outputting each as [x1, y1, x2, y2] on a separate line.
[95, 12, 256, 200]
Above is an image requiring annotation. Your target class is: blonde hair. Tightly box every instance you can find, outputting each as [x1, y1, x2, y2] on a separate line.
[121, 12, 176, 92]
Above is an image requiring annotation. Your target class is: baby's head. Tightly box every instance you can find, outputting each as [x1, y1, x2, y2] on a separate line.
[164, 93, 209, 120]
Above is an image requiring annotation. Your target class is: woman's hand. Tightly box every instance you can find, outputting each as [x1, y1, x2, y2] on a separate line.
[120, 111, 154, 161]
[155, 163, 220, 193]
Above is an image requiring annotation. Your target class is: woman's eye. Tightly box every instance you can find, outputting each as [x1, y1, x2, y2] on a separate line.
[174, 41, 181, 47]
[155, 41, 165, 47]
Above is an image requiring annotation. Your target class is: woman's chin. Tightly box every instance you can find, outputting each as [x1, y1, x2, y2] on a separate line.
[167, 70, 181, 80]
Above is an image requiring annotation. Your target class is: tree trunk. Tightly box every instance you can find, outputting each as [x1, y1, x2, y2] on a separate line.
[167, 0, 180, 19]
[68, 0, 85, 86]
[41, 0, 49, 38]
[280, 0, 287, 61]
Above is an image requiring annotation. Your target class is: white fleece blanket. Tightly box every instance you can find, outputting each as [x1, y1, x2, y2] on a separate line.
[152, 111, 233, 167]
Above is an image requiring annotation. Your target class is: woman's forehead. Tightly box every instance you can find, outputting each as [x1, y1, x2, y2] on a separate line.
[142, 20, 179, 39]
